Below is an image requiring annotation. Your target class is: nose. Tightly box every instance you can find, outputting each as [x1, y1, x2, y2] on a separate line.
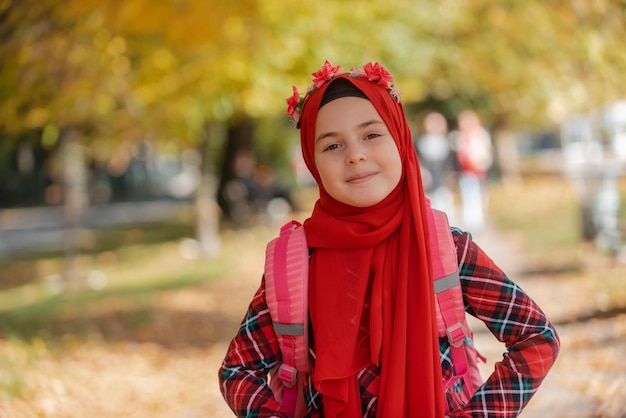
[345, 143, 367, 165]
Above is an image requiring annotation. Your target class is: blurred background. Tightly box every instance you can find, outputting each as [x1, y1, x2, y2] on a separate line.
[0, 1, 625, 417]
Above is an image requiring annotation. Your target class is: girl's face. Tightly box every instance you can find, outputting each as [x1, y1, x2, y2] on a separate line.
[314, 96, 402, 207]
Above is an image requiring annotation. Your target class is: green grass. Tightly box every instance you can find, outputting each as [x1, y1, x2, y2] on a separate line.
[0, 271, 217, 337]
[0, 221, 195, 290]
[0, 217, 275, 343]
[0, 352, 27, 398]
[487, 175, 607, 268]
[1, 239, 221, 341]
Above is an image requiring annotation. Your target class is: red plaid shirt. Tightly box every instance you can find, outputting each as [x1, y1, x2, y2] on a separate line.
[218, 229, 560, 417]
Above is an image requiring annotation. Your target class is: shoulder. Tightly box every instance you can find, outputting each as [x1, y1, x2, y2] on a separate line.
[449, 226, 473, 264]
[450, 225, 472, 242]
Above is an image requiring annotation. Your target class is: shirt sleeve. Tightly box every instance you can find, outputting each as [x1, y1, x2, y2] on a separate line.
[448, 230, 560, 418]
[218, 277, 290, 418]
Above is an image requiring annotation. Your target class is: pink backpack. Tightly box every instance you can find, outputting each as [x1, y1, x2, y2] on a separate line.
[264, 207, 484, 417]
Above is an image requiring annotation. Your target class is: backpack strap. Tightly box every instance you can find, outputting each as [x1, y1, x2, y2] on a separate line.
[427, 205, 479, 403]
[265, 220, 310, 417]
[267, 213, 480, 415]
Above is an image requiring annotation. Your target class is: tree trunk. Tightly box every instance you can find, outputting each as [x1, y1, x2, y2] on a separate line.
[217, 118, 256, 225]
[60, 130, 88, 290]
[195, 123, 224, 258]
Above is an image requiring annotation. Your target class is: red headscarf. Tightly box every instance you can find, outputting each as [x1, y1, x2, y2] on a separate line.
[297, 65, 445, 417]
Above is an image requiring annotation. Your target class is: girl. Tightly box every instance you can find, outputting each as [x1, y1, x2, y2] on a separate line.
[218, 60, 560, 418]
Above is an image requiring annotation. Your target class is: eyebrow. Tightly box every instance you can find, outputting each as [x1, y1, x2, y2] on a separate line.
[314, 119, 385, 144]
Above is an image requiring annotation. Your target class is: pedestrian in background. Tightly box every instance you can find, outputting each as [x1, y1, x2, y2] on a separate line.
[414, 111, 455, 214]
[453, 110, 494, 230]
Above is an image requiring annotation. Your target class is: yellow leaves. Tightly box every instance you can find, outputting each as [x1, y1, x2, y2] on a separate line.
[93, 27, 112, 50]
[223, 16, 247, 43]
[151, 49, 176, 71]
[111, 56, 131, 77]
[106, 36, 127, 56]
[41, 124, 60, 149]
[68, 44, 88, 66]
[224, 56, 249, 84]
[24, 108, 50, 130]
[3, 0, 626, 141]
[102, 36, 131, 76]
[93, 94, 116, 116]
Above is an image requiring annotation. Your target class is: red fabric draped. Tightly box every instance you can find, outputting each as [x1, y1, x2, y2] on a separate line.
[299, 74, 445, 417]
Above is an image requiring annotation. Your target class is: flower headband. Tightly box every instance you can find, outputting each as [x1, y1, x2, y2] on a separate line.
[286, 60, 402, 128]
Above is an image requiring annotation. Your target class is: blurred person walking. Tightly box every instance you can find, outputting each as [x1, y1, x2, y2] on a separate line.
[453, 110, 493, 230]
[414, 111, 455, 214]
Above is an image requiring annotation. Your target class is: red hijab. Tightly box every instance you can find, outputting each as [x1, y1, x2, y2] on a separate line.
[297, 66, 445, 417]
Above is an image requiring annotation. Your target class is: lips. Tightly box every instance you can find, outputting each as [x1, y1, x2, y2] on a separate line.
[346, 171, 377, 183]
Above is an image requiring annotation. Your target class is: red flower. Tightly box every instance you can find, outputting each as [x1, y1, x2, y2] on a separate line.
[286, 85, 300, 116]
[286, 60, 402, 129]
[311, 60, 342, 88]
[363, 62, 394, 87]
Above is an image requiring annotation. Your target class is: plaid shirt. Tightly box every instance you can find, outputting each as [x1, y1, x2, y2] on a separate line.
[219, 229, 560, 417]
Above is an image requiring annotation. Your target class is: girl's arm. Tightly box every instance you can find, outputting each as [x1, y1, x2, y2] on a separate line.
[218, 278, 289, 418]
[449, 231, 560, 418]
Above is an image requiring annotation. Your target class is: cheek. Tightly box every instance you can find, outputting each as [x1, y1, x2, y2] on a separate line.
[313, 154, 332, 189]
[385, 145, 403, 183]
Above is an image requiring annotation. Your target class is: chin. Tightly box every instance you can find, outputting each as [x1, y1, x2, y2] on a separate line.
[350, 197, 384, 208]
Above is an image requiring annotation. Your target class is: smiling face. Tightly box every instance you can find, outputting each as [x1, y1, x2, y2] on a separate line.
[313, 96, 403, 208]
